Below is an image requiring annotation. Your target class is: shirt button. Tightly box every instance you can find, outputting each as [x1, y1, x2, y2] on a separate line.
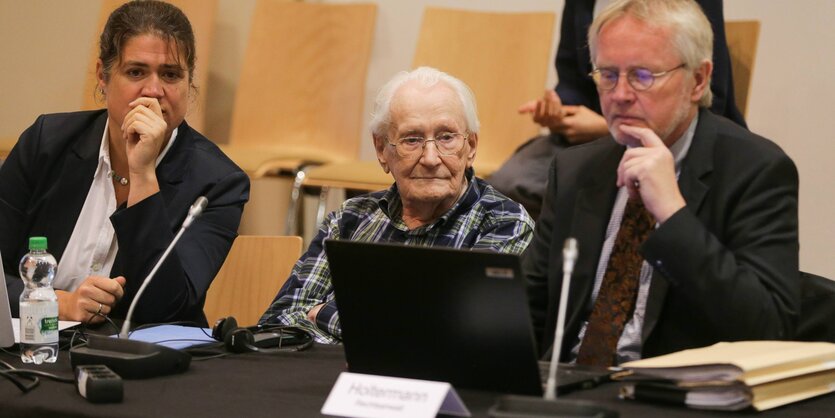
[91, 263, 102, 272]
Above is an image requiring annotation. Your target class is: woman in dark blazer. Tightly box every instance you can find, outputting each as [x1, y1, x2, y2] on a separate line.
[0, 1, 249, 327]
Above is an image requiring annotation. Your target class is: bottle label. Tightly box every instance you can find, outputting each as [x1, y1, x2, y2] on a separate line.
[19, 302, 59, 344]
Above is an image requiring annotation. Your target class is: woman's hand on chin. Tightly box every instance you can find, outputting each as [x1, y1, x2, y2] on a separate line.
[122, 97, 167, 174]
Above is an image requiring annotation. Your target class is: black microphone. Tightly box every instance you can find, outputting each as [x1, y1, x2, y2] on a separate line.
[70, 196, 208, 379]
[489, 238, 618, 417]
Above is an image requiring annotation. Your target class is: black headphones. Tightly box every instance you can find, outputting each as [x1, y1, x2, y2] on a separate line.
[211, 317, 314, 354]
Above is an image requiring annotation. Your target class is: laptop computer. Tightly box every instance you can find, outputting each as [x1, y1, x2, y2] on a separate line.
[1, 251, 15, 348]
[326, 240, 612, 396]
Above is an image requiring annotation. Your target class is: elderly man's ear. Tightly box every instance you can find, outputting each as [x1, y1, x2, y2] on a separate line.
[373, 134, 390, 174]
[466, 132, 478, 168]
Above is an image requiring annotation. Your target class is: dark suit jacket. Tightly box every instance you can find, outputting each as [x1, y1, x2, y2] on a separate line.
[523, 109, 799, 360]
[1, 110, 250, 326]
[555, 0, 746, 127]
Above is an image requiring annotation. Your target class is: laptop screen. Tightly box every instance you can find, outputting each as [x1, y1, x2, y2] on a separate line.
[326, 240, 543, 396]
[1, 251, 15, 348]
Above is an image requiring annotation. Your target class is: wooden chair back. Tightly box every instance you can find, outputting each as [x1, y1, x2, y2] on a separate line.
[412, 7, 555, 175]
[204, 235, 303, 326]
[226, 1, 377, 166]
[724, 20, 760, 117]
[80, 0, 218, 132]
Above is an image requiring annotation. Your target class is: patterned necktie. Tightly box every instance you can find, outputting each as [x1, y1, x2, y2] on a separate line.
[577, 196, 654, 367]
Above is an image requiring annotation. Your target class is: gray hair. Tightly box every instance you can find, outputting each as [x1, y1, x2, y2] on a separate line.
[369, 66, 480, 137]
[588, 0, 714, 107]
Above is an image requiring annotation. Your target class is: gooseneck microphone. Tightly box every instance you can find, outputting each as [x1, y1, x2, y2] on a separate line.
[70, 197, 208, 379]
[119, 196, 208, 338]
[544, 238, 578, 400]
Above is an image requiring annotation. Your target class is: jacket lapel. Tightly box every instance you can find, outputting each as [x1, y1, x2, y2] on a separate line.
[676, 109, 715, 214]
[43, 112, 107, 261]
[566, 141, 623, 334]
[108, 121, 195, 279]
[642, 109, 716, 341]
[155, 122, 194, 230]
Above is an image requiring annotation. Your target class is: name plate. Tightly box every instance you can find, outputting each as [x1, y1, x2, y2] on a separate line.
[321, 372, 470, 418]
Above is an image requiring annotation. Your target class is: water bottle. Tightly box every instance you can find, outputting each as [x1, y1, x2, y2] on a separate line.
[19, 236, 59, 364]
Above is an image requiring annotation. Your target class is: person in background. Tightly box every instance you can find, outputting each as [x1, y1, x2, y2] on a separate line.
[488, 0, 745, 220]
[260, 67, 534, 343]
[524, 0, 798, 367]
[0, 0, 249, 327]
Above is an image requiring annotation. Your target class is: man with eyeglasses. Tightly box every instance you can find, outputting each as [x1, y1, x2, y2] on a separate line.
[488, 0, 744, 221]
[524, 0, 798, 367]
[259, 67, 534, 343]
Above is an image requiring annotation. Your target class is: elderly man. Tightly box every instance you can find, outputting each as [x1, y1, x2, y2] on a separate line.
[524, 0, 799, 367]
[260, 67, 534, 343]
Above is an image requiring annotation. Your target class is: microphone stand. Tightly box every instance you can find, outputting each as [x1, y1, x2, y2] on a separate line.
[69, 197, 208, 379]
[489, 238, 618, 417]
[120, 196, 206, 338]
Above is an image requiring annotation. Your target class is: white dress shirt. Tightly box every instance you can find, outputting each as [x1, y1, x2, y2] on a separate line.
[53, 120, 177, 291]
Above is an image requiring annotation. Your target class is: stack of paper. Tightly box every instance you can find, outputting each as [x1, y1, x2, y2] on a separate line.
[619, 341, 835, 411]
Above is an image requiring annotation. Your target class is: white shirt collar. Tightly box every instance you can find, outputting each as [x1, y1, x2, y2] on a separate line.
[668, 115, 698, 172]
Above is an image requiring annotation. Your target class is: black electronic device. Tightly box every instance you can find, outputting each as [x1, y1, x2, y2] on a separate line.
[489, 396, 618, 418]
[538, 361, 614, 395]
[75, 364, 123, 403]
[212, 316, 314, 353]
[326, 240, 544, 396]
[327, 239, 619, 409]
[70, 335, 191, 379]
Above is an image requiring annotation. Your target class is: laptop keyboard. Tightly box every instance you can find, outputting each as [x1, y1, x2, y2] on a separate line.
[537, 361, 613, 392]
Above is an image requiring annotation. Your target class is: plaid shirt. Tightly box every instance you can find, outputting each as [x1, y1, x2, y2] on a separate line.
[259, 172, 534, 343]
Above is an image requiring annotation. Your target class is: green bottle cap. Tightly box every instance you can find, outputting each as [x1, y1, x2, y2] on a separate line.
[28, 236, 48, 251]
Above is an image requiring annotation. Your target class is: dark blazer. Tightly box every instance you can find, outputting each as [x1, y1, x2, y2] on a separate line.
[1, 110, 249, 326]
[524, 109, 799, 360]
[555, 0, 746, 127]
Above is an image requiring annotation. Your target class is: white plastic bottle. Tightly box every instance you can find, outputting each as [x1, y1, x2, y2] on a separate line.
[19, 236, 59, 364]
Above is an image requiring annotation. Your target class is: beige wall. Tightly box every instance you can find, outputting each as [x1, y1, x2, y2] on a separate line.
[1, 0, 833, 278]
[0, 1, 99, 129]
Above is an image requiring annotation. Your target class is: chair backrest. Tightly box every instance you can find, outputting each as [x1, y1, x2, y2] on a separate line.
[227, 1, 377, 164]
[412, 7, 555, 176]
[796, 271, 835, 343]
[204, 235, 303, 326]
[80, 0, 218, 133]
[724, 20, 760, 118]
